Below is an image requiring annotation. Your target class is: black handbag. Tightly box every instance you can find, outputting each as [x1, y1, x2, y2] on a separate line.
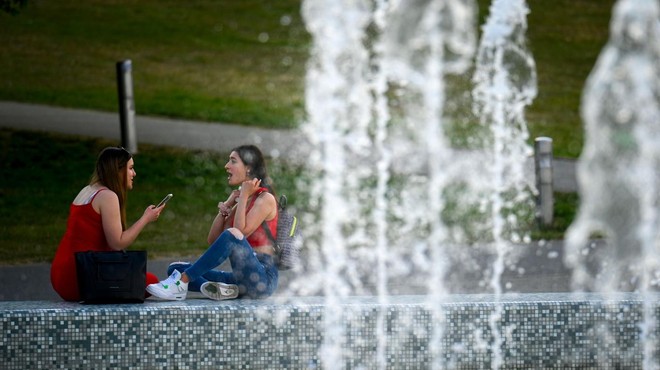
[75, 250, 147, 304]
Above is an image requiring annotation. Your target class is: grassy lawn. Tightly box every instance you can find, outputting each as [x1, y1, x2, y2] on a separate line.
[0, 128, 575, 264]
[1, 0, 616, 156]
[525, 0, 615, 158]
[0, 1, 618, 262]
[0, 128, 303, 264]
[0, 0, 309, 128]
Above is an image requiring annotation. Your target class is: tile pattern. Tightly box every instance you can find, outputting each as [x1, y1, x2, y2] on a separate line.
[1, 294, 658, 369]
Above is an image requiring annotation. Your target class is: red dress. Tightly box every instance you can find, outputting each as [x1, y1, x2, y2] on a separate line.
[50, 189, 158, 301]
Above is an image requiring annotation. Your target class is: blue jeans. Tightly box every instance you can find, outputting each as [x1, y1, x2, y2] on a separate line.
[168, 229, 279, 299]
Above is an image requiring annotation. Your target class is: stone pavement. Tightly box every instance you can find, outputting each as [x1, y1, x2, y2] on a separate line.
[0, 100, 579, 301]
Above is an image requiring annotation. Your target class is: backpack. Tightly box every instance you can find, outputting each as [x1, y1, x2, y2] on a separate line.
[261, 195, 302, 270]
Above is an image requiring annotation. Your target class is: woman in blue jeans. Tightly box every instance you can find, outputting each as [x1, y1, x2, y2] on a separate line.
[147, 145, 279, 300]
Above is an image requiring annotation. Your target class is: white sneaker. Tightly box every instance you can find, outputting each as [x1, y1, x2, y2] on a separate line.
[146, 270, 188, 301]
[200, 281, 239, 301]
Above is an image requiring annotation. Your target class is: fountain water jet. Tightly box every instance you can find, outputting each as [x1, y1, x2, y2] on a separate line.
[297, 0, 476, 368]
[471, 0, 537, 367]
[3, 1, 660, 370]
[565, 0, 660, 367]
[294, 0, 539, 367]
[281, 0, 660, 368]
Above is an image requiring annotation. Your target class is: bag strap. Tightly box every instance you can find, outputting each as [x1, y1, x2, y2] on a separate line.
[262, 221, 276, 245]
[261, 194, 287, 247]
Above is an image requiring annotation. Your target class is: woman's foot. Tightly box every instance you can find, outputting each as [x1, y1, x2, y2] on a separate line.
[146, 270, 188, 301]
[200, 281, 239, 301]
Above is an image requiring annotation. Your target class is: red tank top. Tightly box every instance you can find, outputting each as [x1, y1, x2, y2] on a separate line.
[229, 187, 278, 248]
[51, 189, 113, 301]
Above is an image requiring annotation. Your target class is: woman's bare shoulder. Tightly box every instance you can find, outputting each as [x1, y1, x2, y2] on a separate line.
[94, 188, 118, 202]
[255, 191, 277, 211]
[257, 191, 276, 203]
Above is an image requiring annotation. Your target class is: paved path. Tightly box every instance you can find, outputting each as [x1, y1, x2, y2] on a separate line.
[0, 100, 577, 191]
[0, 100, 579, 300]
[0, 101, 306, 162]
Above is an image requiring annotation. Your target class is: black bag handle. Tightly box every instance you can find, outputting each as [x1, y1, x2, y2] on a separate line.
[91, 249, 129, 262]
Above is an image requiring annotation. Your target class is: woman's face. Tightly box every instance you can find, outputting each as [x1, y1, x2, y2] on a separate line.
[225, 151, 248, 187]
[125, 158, 136, 190]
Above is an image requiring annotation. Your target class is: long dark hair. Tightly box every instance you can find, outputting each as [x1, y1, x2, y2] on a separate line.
[89, 147, 132, 229]
[232, 145, 275, 195]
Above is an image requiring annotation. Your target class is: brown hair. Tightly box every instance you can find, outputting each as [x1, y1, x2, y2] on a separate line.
[232, 145, 275, 195]
[90, 147, 132, 229]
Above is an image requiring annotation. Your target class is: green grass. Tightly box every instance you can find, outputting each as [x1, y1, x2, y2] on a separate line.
[0, 1, 618, 262]
[525, 0, 616, 158]
[0, 128, 303, 264]
[1, 0, 616, 155]
[0, 0, 308, 128]
[0, 128, 575, 264]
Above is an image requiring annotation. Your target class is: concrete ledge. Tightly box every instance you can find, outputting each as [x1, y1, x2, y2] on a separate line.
[2, 293, 658, 369]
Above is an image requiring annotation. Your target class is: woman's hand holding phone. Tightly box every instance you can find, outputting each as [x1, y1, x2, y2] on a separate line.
[156, 193, 173, 208]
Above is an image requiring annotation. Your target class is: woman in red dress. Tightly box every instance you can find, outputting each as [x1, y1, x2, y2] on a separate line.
[51, 147, 164, 301]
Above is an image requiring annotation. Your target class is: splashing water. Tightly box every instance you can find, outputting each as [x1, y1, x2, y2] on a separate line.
[296, 0, 476, 368]
[471, 0, 537, 368]
[565, 0, 660, 293]
[264, 0, 660, 368]
[291, 0, 547, 367]
[565, 0, 660, 367]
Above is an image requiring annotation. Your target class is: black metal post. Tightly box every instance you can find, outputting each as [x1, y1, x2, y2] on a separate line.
[116, 60, 137, 153]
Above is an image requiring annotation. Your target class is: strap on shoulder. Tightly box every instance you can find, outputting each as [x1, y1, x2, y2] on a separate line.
[84, 188, 106, 204]
[253, 187, 276, 244]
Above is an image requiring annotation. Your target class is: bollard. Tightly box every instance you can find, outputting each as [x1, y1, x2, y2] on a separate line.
[534, 137, 554, 226]
[116, 60, 137, 154]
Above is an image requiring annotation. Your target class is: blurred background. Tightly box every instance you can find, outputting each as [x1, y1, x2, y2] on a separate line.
[0, 0, 615, 264]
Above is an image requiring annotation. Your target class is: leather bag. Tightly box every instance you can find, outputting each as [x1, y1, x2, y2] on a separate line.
[75, 250, 146, 304]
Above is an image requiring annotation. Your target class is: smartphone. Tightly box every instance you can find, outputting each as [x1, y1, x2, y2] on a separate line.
[156, 193, 173, 208]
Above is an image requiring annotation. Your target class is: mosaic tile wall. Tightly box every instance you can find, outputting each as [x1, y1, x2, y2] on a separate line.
[1, 293, 658, 369]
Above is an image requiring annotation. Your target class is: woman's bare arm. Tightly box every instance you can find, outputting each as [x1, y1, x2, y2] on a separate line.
[96, 191, 161, 250]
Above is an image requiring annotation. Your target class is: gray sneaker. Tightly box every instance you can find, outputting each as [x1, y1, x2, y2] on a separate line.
[200, 281, 239, 301]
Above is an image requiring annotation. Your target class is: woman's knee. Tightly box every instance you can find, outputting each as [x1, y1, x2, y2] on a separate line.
[227, 227, 244, 240]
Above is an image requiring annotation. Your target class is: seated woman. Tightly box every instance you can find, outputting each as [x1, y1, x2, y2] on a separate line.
[147, 145, 279, 301]
[51, 146, 165, 302]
